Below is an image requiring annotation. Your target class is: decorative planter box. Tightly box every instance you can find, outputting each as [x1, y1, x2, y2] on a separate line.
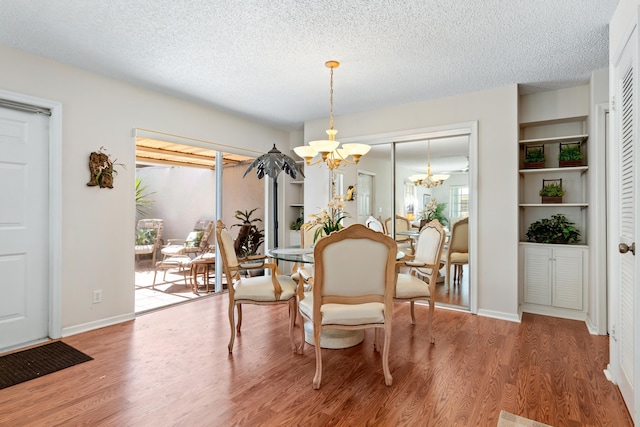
[524, 145, 545, 169]
[524, 161, 545, 169]
[540, 178, 564, 204]
[559, 160, 582, 168]
[558, 142, 583, 168]
[542, 196, 563, 204]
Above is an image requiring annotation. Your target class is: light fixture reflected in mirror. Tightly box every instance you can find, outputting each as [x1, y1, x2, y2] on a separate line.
[294, 60, 371, 170]
[409, 140, 450, 188]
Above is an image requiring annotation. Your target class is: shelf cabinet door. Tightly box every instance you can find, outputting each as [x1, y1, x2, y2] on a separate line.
[522, 245, 585, 310]
[523, 246, 552, 305]
[552, 247, 583, 310]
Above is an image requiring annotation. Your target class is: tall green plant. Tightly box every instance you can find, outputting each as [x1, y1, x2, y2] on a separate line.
[232, 208, 265, 257]
[135, 176, 155, 216]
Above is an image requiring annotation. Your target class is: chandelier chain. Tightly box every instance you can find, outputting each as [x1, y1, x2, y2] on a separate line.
[329, 66, 334, 131]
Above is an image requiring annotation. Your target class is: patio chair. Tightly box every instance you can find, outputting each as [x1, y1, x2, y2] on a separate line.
[134, 219, 164, 266]
[395, 219, 446, 343]
[297, 224, 398, 389]
[161, 219, 214, 259]
[216, 220, 298, 354]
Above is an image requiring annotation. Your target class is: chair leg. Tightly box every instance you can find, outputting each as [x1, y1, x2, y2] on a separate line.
[409, 301, 416, 325]
[297, 313, 306, 355]
[312, 323, 323, 389]
[152, 267, 158, 290]
[228, 301, 236, 353]
[288, 299, 297, 352]
[236, 304, 243, 334]
[427, 299, 435, 344]
[382, 324, 393, 386]
[373, 328, 380, 352]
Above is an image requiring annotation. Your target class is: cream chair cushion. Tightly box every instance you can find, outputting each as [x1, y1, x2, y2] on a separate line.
[233, 275, 297, 302]
[299, 293, 386, 326]
[395, 273, 431, 299]
[449, 253, 469, 264]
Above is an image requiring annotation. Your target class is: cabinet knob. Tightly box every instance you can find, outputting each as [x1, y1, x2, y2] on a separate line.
[619, 242, 636, 255]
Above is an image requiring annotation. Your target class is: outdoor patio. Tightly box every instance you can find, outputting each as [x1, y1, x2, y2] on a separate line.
[134, 258, 220, 314]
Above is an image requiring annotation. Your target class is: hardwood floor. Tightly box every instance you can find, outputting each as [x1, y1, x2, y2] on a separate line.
[0, 293, 631, 426]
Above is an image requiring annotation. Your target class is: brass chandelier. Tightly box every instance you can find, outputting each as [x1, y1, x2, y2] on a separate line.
[293, 60, 370, 170]
[409, 140, 450, 188]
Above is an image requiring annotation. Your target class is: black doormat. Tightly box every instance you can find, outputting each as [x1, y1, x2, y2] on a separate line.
[0, 341, 93, 389]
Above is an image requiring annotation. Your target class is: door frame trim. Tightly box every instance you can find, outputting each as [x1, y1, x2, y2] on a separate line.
[0, 89, 63, 342]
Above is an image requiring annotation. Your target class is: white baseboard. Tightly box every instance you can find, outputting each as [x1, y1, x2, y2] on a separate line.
[477, 308, 521, 323]
[61, 313, 135, 337]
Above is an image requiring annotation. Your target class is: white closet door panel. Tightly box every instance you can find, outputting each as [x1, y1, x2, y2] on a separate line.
[524, 246, 551, 305]
[552, 247, 583, 310]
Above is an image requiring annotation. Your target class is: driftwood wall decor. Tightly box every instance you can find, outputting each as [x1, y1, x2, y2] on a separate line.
[87, 147, 121, 189]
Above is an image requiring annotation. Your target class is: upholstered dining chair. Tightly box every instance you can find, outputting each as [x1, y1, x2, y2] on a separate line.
[385, 215, 414, 255]
[134, 219, 164, 266]
[161, 219, 214, 259]
[216, 220, 298, 353]
[395, 219, 446, 344]
[443, 217, 469, 290]
[297, 224, 398, 389]
[365, 215, 385, 233]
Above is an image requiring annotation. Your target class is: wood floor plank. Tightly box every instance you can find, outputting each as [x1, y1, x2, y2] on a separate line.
[0, 293, 632, 426]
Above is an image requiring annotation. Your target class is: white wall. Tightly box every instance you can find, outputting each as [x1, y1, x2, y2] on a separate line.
[0, 44, 288, 334]
[136, 166, 216, 239]
[302, 85, 520, 320]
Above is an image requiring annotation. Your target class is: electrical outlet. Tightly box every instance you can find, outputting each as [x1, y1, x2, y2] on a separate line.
[93, 290, 102, 304]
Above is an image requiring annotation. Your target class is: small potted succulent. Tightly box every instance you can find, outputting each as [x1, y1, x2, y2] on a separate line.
[539, 179, 565, 203]
[558, 142, 584, 167]
[524, 145, 545, 169]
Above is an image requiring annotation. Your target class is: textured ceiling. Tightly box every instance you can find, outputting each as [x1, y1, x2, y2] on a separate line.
[0, 0, 617, 131]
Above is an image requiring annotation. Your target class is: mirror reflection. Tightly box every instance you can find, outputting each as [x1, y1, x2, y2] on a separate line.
[355, 136, 470, 309]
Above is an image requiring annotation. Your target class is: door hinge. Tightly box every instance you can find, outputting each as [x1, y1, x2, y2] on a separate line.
[611, 95, 616, 112]
[610, 324, 617, 341]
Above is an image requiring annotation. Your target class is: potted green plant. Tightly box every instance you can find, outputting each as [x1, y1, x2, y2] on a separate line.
[539, 179, 565, 203]
[418, 198, 448, 228]
[558, 142, 584, 167]
[526, 214, 580, 244]
[232, 208, 265, 258]
[524, 145, 545, 169]
[232, 208, 266, 276]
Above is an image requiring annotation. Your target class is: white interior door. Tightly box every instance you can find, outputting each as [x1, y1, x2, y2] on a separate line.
[357, 172, 373, 224]
[610, 21, 639, 421]
[0, 106, 50, 351]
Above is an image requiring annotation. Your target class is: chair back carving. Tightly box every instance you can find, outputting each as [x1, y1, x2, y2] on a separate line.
[313, 224, 397, 309]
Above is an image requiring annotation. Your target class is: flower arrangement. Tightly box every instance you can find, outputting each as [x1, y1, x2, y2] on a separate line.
[418, 198, 448, 226]
[308, 196, 349, 242]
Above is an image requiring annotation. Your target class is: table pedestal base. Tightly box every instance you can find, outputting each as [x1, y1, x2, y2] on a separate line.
[304, 322, 364, 349]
